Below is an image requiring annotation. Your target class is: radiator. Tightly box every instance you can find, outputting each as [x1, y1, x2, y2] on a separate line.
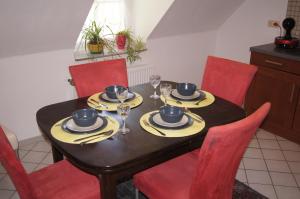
[128, 65, 153, 86]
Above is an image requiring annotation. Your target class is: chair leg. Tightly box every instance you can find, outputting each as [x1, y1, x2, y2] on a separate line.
[135, 188, 139, 199]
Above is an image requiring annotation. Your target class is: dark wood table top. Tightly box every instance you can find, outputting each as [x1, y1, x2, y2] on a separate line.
[36, 82, 245, 199]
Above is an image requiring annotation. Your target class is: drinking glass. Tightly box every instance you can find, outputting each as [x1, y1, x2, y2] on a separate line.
[116, 88, 129, 104]
[149, 75, 161, 99]
[160, 83, 172, 105]
[117, 103, 131, 134]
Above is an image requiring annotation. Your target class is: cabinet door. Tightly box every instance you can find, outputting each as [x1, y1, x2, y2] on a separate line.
[245, 67, 297, 131]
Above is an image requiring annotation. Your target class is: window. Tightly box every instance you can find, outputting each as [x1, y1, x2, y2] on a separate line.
[86, 0, 125, 37]
[74, 0, 126, 60]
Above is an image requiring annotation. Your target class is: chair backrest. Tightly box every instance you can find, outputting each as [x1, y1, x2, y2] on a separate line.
[201, 56, 257, 106]
[69, 58, 129, 98]
[0, 126, 37, 199]
[189, 102, 271, 199]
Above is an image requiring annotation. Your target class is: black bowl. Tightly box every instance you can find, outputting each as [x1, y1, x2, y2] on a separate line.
[159, 105, 184, 123]
[176, 83, 196, 96]
[105, 85, 126, 99]
[72, 108, 98, 127]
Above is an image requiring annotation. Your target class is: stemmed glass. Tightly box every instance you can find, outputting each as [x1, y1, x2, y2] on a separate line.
[117, 103, 131, 134]
[116, 88, 129, 104]
[149, 75, 161, 99]
[160, 83, 172, 105]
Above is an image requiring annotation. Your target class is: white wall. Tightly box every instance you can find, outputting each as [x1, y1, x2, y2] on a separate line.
[215, 0, 288, 62]
[144, 31, 217, 86]
[0, 50, 77, 140]
[132, 0, 174, 39]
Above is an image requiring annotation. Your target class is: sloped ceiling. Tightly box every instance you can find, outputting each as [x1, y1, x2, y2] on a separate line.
[0, 0, 93, 58]
[149, 0, 246, 39]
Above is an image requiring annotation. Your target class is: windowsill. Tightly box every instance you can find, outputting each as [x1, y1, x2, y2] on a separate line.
[73, 48, 147, 61]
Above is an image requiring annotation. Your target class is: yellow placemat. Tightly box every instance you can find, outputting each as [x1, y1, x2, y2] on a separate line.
[140, 111, 205, 137]
[87, 92, 143, 111]
[51, 116, 119, 144]
[160, 90, 215, 108]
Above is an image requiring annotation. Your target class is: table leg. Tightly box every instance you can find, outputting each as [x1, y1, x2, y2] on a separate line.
[99, 174, 117, 199]
[51, 144, 63, 162]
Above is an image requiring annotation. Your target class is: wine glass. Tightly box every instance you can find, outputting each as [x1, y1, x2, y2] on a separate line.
[116, 88, 128, 104]
[160, 83, 172, 105]
[117, 103, 131, 134]
[149, 75, 161, 99]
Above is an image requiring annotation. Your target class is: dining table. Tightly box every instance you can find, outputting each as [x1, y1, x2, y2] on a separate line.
[36, 81, 245, 199]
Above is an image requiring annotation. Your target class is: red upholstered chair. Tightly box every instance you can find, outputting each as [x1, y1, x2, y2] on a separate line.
[134, 102, 270, 199]
[201, 56, 257, 106]
[0, 126, 101, 199]
[69, 58, 128, 98]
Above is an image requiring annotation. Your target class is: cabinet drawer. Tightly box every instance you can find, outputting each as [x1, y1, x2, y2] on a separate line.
[250, 52, 300, 75]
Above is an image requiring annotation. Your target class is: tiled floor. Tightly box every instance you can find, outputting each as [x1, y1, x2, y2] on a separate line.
[1, 129, 300, 199]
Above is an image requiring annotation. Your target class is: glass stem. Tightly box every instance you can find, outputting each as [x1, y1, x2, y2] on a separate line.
[154, 90, 157, 96]
[122, 119, 126, 132]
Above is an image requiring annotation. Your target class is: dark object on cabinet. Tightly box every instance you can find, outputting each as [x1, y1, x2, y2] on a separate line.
[245, 44, 300, 144]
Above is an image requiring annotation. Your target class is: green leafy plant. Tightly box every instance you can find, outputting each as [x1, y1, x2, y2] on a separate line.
[82, 21, 115, 54]
[116, 29, 146, 63]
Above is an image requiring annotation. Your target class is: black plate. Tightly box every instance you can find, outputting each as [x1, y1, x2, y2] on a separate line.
[149, 112, 193, 130]
[99, 92, 136, 103]
[61, 116, 108, 134]
[170, 90, 206, 101]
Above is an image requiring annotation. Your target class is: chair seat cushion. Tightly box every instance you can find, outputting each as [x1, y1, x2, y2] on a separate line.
[29, 160, 100, 199]
[134, 153, 197, 199]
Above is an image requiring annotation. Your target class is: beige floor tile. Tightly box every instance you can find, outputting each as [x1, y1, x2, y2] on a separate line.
[257, 129, 277, 140]
[239, 160, 244, 169]
[22, 151, 48, 163]
[246, 170, 272, 184]
[276, 135, 288, 141]
[248, 139, 260, 148]
[0, 189, 14, 199]
[258, 139, 280, 149]
[31, 141, 51, 152]
[288, 162, 300, 174]
[243, 158, 267, 170]
[34, 163, 50, 171]
[295, 174, 300, 187]
[249, 183, 277, 199]
[0, 175, 15, 190]
[243, 148, 263, 159]
[18, 142, 37, 151]
[274, 186, 300, 199]
[42, 153, 54, 164]
[270, 172, 297, 187]
[283, 151, 300, 162]
[278, 140, 300, 152]
[18, 150, 29, 159]
[0, 164, 6, 173]
[10, 192, 20, 199]
[21, 162, 38, 173]
[266, 160, 291, 173]
[0, 173, 5, 180]
[235, 169, 247, 183]
[262, 149, 285, 160]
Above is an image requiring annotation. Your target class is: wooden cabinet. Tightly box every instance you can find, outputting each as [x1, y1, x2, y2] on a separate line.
[245, 49, 300, 144]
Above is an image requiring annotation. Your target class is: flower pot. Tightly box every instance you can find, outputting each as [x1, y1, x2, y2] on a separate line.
[116, 35, 126, 50]
[87, 43, 103, 54]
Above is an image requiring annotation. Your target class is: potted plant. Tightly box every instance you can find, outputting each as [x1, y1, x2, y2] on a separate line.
[116, 29, 146, 63]
[115, 29, 132, 50]
[82, 21, 114, 54]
